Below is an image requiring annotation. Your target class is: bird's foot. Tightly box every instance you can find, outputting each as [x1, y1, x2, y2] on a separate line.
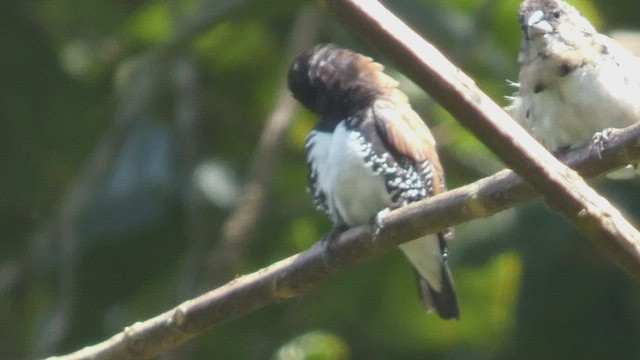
[371, 207, 392, 242]
[592, 128, 616, 159]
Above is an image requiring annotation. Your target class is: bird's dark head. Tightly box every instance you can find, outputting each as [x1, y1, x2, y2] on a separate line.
[518, 0, 594, 41]
[288, 44, 395, 120]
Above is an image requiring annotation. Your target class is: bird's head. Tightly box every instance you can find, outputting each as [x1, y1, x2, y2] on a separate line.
[288, 44, 396, 120]
[518, 0, 595, 41]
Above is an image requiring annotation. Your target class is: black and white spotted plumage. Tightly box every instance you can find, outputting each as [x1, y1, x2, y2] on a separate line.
[289, 44, 459, 319]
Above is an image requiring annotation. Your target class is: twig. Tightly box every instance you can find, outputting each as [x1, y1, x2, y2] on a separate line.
[205, 5, 320, 285]
[325, 0, 640, 276]
[43, 120, 640, 360]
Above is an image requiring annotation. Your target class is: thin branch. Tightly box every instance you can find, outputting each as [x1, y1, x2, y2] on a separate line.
[325, 0, 640, 276]
[205, 5, 320, 285]
[44, 121, 640, 360]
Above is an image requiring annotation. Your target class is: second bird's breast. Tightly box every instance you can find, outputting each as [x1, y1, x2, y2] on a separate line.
[523, 59, 640, 150]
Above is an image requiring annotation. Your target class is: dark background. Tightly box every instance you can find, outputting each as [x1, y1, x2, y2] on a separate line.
[1, 0, 640, 359]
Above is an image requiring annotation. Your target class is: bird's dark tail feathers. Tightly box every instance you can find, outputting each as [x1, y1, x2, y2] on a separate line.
[416, 232, 459, 320]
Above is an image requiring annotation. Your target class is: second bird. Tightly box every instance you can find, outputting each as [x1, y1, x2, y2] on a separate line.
[509, 0, 640, 151]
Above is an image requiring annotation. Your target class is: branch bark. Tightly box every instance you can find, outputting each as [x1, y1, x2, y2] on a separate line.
[324, 0, 640, 276]
[44, 121, 640, 360]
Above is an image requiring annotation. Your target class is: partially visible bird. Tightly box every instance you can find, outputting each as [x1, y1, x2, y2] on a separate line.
[288, 44, 459, 319]
[508, 0, 640, 152]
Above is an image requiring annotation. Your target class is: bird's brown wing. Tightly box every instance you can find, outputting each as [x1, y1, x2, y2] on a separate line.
[372, 92, 445, 195]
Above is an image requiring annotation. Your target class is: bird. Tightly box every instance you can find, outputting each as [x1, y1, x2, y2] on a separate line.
[288, 44, 459, 319]
[507, 0, 640, 153]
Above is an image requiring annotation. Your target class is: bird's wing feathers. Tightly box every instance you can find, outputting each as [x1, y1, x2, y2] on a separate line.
[304, 130, 331, 217]
[372, 93, 445, 195]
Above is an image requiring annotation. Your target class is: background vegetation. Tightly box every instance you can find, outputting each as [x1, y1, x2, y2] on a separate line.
[2, 0, 640, 359]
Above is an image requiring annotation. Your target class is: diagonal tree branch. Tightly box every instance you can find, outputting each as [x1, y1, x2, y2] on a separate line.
[324, 0, 640, 276]
[44, 121, 640, 360]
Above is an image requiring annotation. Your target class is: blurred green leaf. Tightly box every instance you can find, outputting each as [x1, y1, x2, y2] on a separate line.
[125, 1, 172, 46]
[275, 330, 350, 360]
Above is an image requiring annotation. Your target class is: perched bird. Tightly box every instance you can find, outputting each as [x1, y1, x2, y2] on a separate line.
[508, 0, 640, 152]
[288, 44, 459, 319]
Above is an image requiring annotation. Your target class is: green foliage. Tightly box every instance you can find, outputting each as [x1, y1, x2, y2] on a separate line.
[1, 0, 640, 359]
[126, 1, 173, 46]
[275, 330, 350, 360]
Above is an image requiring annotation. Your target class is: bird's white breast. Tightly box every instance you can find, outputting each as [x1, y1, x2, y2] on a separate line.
[306, 122, 391, 226]
[514, 46, 640, 150]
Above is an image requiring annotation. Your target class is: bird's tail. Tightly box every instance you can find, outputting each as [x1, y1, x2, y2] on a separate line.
[399, 232, 459, 319]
